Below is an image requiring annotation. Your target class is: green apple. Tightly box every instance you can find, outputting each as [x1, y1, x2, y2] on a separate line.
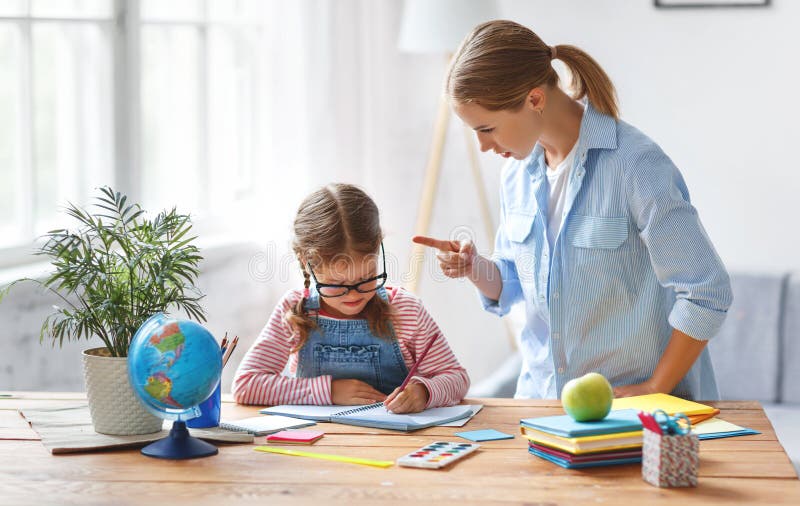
[561, 372, 614, 422]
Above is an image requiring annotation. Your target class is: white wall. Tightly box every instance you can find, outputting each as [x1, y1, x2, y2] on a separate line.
[499, 0, 799, 273]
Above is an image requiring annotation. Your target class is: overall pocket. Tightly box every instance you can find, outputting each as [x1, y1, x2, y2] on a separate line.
[312, 344, 382, 387]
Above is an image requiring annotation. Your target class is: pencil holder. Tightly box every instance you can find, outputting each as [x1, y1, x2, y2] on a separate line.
[187, 382, 221, 428]
[642, 426, 699, 488]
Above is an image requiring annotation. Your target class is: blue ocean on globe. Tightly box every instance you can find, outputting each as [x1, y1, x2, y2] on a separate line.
[128, 313, 221, 421]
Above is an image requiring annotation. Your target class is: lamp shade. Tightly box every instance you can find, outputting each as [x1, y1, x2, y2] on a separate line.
[398, 0, 498, 53]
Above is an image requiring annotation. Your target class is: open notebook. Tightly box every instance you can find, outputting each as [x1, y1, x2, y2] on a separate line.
[259, 403, 476, 431]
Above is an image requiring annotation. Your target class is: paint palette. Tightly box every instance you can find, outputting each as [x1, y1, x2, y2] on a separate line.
[396, 441, 480, 469]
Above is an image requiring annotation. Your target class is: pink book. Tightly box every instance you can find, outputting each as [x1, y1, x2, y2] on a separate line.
[266, 430, 325, 444]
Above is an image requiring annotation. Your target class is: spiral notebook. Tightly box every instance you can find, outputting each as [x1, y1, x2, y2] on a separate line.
[259, 403, 475, 431]
[219, 415, 316, 436]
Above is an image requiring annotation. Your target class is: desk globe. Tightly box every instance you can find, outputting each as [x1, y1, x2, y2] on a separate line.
[128, 313, 222, 459]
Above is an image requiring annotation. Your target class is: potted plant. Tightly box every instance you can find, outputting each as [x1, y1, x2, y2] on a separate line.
[1, 187, 206, 435]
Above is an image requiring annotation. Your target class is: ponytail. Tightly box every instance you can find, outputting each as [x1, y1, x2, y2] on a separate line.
[286, 261, 317, 353]
[360, 294, 395, 340]
[550, 44, 618, 119]
[447, 20, 619, 120]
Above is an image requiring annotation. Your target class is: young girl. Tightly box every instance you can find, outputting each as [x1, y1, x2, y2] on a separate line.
[233, 184, 469, 413]
[415, 20, 732, 401]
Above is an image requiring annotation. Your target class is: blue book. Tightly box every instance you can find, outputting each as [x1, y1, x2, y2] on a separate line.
[528, 446, 642, 469]
[520, 408, 643, 438]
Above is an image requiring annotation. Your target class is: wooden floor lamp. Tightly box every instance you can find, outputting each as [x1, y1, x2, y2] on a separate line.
[398, 0, 498, 294]
[398, 0, 518, 349]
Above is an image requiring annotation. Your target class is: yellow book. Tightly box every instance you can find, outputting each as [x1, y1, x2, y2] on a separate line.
[520, 426, 643, 455]
[611, 393, 716, 417]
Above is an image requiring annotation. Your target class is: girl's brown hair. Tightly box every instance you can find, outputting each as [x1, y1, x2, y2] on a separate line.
[446, 20, 619, 119]
[286, 184, 394, 351]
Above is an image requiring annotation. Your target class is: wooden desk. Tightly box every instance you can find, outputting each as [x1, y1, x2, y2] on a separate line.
[2, 393, 799, 505]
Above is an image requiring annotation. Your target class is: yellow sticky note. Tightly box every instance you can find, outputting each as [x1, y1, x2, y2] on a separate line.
[611, 393, 715, 416]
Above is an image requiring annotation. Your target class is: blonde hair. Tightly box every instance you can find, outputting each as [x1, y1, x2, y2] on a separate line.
[446, 20, 619, 119]
[286, 184, 394, 352]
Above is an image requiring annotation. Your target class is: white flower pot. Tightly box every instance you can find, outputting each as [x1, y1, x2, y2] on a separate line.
[82, 347, 163, 435]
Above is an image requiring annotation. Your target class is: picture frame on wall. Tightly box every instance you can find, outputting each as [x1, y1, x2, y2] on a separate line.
[654, 0, 770, 7]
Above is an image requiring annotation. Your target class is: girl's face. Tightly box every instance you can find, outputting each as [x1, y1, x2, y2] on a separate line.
[310, 252, 381, 318]
[454, 92, 544, 160]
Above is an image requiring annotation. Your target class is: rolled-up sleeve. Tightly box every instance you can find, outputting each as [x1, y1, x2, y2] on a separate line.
[624, 147, 732, 340]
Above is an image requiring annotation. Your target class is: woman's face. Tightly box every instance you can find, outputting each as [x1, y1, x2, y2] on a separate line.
[454, 96, 543, 160]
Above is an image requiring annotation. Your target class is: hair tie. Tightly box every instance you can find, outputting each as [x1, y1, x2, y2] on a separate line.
[303, 288, 310, 298]
[550, 45, 557, 60]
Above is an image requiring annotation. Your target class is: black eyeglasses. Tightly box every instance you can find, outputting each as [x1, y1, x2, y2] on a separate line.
[306, 243, 388, 298]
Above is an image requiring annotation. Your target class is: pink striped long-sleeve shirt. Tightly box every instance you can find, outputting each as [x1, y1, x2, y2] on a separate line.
[232, 287, 470, 407]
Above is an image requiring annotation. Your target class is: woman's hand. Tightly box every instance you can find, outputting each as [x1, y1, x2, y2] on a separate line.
[383, 383, 430, 414]
[412, 235, 502, 300]
[412, 236, 476, 278]
[331, 379, 387, 405]
[613, 380, 659, 398]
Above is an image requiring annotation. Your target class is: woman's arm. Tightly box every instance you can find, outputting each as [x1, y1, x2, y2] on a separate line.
[614, 328, 707, 397]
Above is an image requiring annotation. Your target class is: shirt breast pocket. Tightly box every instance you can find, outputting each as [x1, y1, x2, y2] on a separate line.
[568, 215, 629, 249]
[505, 211, 537, 244]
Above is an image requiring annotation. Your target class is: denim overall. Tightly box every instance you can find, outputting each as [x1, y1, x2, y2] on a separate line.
[296, 286, 409, 395]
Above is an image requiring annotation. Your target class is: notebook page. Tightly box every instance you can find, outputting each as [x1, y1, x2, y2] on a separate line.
[337, 405, 473, 426]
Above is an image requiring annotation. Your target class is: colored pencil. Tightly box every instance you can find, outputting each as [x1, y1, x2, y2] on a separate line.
[396, 334, 438, 394]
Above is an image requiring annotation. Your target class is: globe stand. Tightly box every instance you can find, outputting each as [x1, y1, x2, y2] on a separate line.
[141, 420, 218, 459]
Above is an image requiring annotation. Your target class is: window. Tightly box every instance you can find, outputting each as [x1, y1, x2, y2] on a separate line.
[0, 0, 280, 266]
[0, 0, 114, 255]
[138, 0, 265, 215]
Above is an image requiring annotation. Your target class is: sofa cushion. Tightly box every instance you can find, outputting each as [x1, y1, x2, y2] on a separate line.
[709, 272, 787, 403]
[781, 276, 800, 403]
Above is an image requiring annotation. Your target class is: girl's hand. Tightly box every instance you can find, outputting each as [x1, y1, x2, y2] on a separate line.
[383, 383, 430, 414]
[413, 236, 476, 279]
[331, 379, 387, 405]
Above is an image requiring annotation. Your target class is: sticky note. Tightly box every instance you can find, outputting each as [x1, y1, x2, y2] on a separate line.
[455, 429, 514, 442]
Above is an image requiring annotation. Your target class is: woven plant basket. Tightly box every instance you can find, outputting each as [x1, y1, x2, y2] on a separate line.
[82, 348, 163, 435]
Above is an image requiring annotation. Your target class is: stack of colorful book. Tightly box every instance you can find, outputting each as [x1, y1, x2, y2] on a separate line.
[520, 408, 644, 469]
[521, 394, 731, 469]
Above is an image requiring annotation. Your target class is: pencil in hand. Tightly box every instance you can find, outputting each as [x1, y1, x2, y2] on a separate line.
[380, 334, 438, 411]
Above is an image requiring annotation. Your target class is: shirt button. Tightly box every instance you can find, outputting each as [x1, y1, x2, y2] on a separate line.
[553, 292, 559, 299]
[557, 367, 565, 374]
[553, 333, 560, 340]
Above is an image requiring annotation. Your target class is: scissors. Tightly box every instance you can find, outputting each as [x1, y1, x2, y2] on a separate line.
[652, 409, 692, 435]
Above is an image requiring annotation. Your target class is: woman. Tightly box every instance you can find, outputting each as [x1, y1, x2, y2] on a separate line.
[414, 20, 731, 400]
